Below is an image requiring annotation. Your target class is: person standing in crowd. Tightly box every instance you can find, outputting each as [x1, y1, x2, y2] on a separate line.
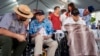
[63, 8, 86, 26]
[60, 9, 67, 24]
[29, 10, 58, 56]
[78, 6, 95, 27]
[60, 2, 76, 25]
[50, 6, 61, 31]
[48, 11, 52, 19]
[0, 4, 33, 56]
[60, 9, 67, 31]
[66, 2, 76, 17]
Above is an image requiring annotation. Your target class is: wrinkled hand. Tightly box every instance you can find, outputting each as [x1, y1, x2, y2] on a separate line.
[16, 34, 26, 42]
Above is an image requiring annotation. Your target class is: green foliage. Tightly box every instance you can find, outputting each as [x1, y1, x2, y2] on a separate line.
[90, 17, 96, 24]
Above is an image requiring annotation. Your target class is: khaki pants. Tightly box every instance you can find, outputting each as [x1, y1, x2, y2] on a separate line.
[32, 35, 58, 56]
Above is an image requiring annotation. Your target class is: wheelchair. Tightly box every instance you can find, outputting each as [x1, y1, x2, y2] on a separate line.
[23, 30, 69, 56]
[23, 32, 49, 56]
[54, 30, 69, 56]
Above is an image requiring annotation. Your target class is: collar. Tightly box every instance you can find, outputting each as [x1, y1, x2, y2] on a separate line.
[12, 13, 18, 20]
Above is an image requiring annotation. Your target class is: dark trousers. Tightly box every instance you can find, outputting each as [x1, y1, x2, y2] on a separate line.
[0, 35, 27, 56]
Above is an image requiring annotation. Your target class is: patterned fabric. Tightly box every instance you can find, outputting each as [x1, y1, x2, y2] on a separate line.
[78, 9, 91, 27]
[0, 13, 26, 34]
[64, 24, 98, 56]
[29, 18, 53, 35]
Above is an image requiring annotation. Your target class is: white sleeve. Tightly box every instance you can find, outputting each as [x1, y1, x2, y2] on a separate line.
[79, 17, 86, 25]
[82, 20, 86, 25]
[60, 15, 63, 22]
[60, 14, 67, 23]
[61, 18, 71, 31]
[63, 19, 70, 25]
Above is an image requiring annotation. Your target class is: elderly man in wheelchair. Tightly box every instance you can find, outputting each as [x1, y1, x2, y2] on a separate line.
[29, 10, 58, 56]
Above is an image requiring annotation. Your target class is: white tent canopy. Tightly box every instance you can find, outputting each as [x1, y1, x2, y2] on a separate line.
[0, 0, 100, 15]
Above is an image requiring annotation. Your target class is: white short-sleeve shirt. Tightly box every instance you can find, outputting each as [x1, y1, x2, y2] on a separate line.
[63, 17, 86, 25]
[62, 17, 86, 31]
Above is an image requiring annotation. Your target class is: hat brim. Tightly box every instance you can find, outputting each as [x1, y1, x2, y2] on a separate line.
[14, 6, 33, 19]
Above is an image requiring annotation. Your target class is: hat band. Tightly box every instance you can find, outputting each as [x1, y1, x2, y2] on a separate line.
[18, 8, 30, 15]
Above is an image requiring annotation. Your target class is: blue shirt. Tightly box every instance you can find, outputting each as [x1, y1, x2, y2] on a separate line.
[29, 18, 53, 35]
[78, 8, 91, 26]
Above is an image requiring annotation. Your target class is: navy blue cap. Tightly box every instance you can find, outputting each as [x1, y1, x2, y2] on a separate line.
[35, 10, 45, 15]
[88, 6, 95, 13]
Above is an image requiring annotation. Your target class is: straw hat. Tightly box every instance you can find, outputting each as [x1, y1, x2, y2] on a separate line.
[14, 4, 33, 19]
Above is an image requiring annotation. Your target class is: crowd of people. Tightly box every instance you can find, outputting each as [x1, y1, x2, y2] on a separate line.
[0, 2, 97, 56]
